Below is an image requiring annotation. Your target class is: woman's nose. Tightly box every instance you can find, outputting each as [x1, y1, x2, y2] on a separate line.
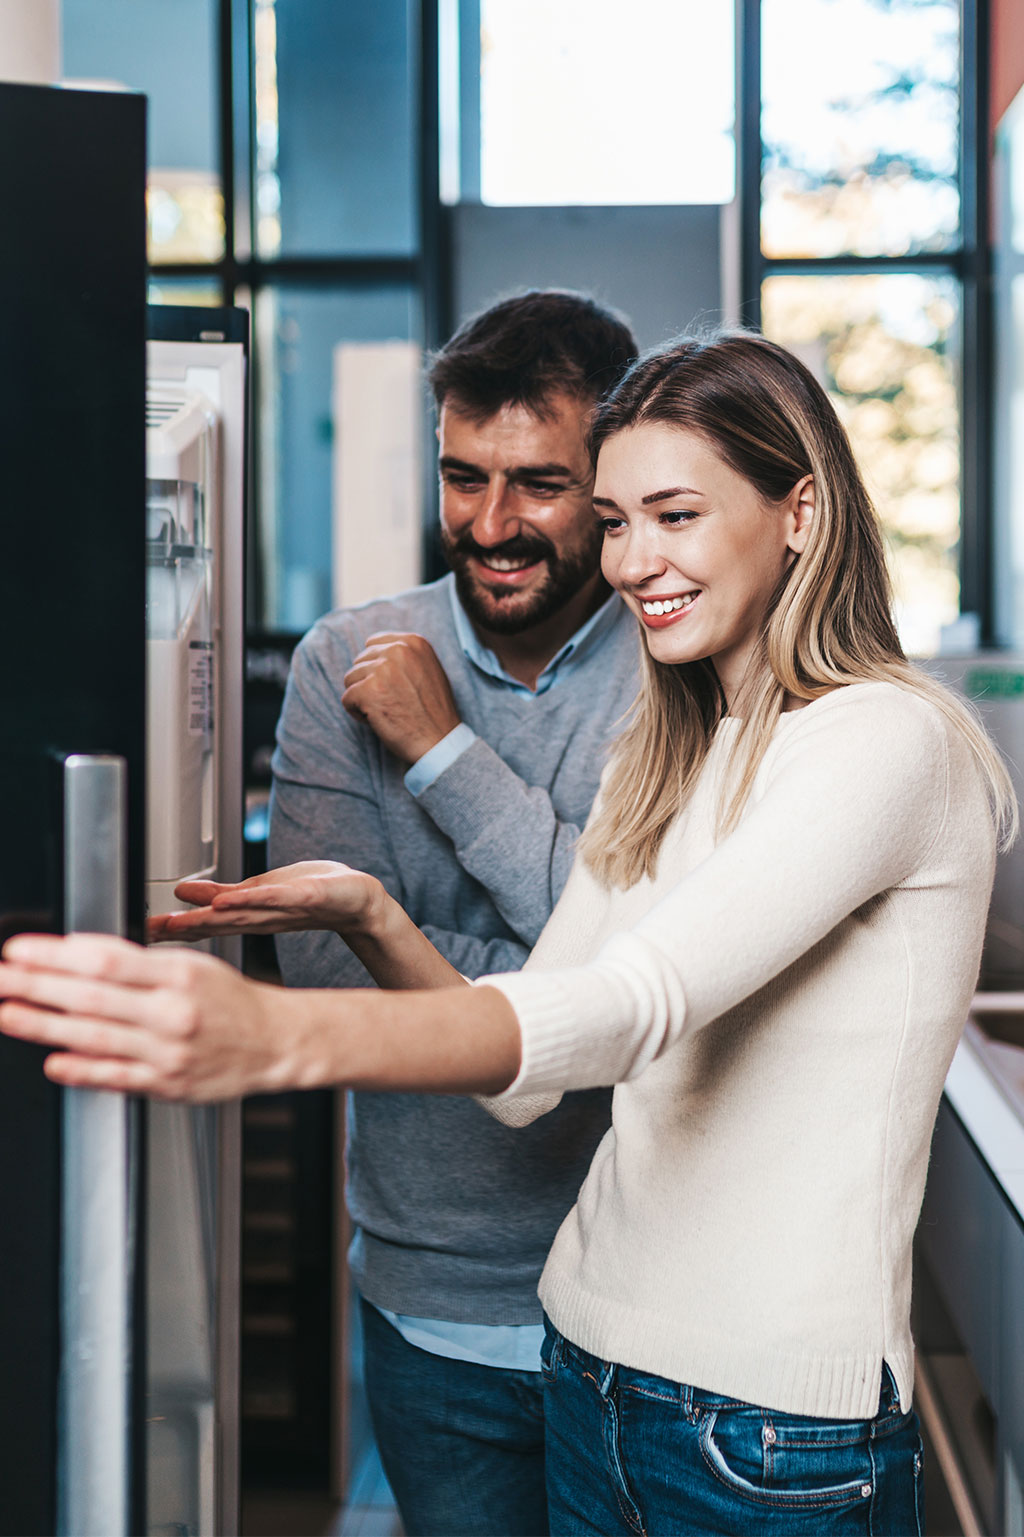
[610, 528, 668, 587]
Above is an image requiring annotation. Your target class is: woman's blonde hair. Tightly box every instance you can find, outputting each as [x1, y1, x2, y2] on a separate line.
[579, 331, 1018, 888]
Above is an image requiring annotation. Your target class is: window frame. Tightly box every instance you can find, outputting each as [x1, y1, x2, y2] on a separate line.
[738, 0, 991, 640]
[147, 0, 452, 628]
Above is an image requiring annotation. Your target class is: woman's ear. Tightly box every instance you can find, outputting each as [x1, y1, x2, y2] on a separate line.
[786, 475, 815, 555]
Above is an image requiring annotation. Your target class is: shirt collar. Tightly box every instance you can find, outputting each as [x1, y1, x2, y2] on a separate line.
[448, 576, 623, 696]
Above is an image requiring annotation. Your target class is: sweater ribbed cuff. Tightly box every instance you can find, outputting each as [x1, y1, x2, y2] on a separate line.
[476, 966, 624, 1099]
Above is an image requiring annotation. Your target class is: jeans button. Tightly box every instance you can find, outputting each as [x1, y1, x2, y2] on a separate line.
[763, 1425, 777, 1446]
[861, 1484, 872, 1498]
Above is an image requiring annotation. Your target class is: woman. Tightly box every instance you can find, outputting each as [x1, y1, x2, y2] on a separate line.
[0, 333, 1014, 1535]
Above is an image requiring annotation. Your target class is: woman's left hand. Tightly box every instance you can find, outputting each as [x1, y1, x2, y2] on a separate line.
[0, 932, 301, 1101]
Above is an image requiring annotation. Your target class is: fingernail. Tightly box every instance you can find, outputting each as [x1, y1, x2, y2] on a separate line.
[2, 936, 35, 959]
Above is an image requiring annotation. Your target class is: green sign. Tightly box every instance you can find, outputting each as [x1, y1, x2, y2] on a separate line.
[964, 668, 1024, 699]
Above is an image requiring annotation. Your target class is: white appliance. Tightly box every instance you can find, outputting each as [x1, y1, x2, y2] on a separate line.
[143, 312, 248, 1537]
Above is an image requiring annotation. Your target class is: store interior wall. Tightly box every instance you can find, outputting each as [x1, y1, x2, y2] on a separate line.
[451, 203, 724, 347]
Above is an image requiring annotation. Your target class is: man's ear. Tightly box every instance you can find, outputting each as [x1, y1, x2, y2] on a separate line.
[786, 475, 815, 555]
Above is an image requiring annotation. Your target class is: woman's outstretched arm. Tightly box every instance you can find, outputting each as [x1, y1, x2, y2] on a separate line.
[0, 932, 518, 1101]
[147, 861, 465, 992]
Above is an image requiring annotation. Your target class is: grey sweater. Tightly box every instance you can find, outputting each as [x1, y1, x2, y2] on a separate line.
[269, 575, 640, 1322]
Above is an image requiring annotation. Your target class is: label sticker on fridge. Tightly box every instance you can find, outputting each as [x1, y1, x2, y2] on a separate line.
[188, 640, 215, 737]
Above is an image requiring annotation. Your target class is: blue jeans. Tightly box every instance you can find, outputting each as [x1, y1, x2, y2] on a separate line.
[541, 1320, 924, 1536]
[360, 1297, 549, 1537]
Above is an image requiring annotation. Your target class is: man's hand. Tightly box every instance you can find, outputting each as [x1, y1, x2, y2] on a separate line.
[0, 933, 298, 1102]
[341, 632, 461, 764]
[148, 861, 384, 943]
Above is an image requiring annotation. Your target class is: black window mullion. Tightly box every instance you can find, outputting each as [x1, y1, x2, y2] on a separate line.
[738, 0, 763, 325]
[958, 0, 992, 635]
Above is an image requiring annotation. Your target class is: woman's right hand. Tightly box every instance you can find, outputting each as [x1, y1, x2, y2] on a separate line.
[147, 861, 385, 944]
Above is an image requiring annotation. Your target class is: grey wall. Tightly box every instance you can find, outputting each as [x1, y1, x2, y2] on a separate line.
[451, 204, 725, 350]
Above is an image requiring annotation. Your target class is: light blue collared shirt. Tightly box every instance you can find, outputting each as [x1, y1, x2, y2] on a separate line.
[404, 585, 622, 798]
[373, 1305, 545, 1372]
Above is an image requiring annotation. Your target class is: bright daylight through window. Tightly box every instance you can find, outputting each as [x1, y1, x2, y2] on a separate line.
[760, 0, 962, 656]
[479, 0, 735, 206]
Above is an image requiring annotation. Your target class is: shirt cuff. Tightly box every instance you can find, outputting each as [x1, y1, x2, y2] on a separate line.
[404, 723, 478, 796]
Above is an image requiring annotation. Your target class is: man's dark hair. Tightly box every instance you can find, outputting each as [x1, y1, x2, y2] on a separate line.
[427, 289, 636, 420]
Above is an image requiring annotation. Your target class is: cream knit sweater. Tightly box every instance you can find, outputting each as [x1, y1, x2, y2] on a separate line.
[480, 682, 996, 1419]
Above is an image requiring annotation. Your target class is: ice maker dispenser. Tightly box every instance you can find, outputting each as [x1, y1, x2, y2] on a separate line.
[145, 389, 219, 916]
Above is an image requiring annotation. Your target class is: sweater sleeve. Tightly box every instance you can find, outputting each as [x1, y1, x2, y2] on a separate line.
[414, 737, 582, 944]
[483, 686, 953, 1105]
[270, 624, 531, 988]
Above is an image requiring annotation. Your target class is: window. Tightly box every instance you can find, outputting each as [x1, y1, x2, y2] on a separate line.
[472, 0, 734, 206]
[64, 0, 225, 264]
[64, 0, 444, 635]
[746, 0, 981, 657]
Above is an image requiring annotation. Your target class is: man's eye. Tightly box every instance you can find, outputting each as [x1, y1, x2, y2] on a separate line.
[446, 475, 484, 491]
[523, 481, 563, 496]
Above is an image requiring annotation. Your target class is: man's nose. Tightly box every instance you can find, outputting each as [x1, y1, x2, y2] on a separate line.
[470, 481, 520, 547]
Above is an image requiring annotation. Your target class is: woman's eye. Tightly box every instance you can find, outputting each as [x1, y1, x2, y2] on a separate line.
[599, 517, 625, 534]
[661, 509, 697, 526]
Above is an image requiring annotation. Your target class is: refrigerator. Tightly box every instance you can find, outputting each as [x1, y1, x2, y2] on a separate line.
[0, 82, 246, 1536]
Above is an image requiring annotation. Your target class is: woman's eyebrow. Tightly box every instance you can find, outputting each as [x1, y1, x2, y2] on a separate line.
[593, 486, 706, 510]
[641, 486, 705, 505]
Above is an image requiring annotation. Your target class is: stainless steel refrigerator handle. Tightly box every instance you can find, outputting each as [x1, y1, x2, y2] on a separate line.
[63, 753, 127, 934]
[59, 754, 134, 1537]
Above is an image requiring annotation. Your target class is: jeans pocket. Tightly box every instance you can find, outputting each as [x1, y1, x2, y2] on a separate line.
[701, 1406, 875, 1513]
[540, 1320, 561, 1384]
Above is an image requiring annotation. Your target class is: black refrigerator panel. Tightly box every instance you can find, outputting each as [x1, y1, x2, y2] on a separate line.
[0, 82, 147, 1536]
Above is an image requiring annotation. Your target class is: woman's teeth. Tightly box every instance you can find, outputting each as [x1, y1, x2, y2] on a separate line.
[641, 593, 697, 616]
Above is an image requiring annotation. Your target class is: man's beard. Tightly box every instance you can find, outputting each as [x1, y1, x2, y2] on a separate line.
[440, 525, 604, 635]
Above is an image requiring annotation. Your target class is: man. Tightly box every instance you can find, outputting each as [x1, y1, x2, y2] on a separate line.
[270, 291, 639, 1537]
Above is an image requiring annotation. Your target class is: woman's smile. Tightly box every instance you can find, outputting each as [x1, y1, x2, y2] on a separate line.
[638, 591, 701, 624]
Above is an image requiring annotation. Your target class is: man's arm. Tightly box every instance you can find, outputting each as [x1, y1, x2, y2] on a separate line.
[340, 631, 583, 946]
[269, 777, 531, 985]
[269, 630, 531, 988]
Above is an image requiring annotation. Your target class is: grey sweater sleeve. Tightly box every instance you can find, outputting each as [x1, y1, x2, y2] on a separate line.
[416, 738, 580, 947]
[269, 628, 531, 987]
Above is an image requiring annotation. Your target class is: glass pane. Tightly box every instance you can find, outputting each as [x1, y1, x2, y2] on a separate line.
[761, 0, 959, 258]
[62, 0, 224, 265]
[148, 277, 226, 308]
[479, 0, 734, 206]
[255, 0, 416, 259]
[761, 273, 961, 657]
[255, 286, 420, 632]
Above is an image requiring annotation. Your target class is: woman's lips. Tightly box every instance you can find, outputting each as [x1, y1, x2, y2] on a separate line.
[637, 592, 700, 628]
